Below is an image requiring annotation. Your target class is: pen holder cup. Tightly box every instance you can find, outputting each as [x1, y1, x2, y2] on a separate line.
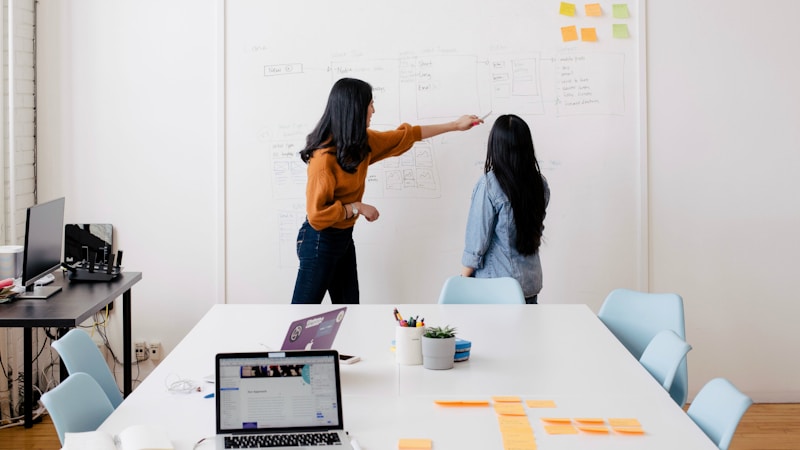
[395, 326, 424, 365]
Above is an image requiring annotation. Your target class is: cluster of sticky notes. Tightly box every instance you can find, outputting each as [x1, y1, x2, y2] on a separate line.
[541, 417, 644, 435]
[432, 397, 643, 448]
[558, 2, 632, 42]
[493, 396, 536, 450]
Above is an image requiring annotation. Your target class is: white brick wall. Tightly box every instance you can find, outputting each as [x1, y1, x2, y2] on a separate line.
[0, 0, 41, 422]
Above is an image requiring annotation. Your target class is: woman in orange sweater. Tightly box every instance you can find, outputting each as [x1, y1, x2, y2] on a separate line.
[292, 77, 482, 304]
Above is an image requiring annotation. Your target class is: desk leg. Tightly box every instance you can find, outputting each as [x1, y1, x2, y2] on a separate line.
[57, 328, 68, 382]
[123, 288, 132, 396]
[23, 327, 32, 428]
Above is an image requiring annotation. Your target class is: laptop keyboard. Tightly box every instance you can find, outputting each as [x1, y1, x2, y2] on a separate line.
[224, 431, 343, 448]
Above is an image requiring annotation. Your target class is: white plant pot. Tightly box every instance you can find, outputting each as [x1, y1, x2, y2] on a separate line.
[421, 336, 456, 370]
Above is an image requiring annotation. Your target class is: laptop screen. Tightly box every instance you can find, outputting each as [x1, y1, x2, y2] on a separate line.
[215, 351, 344, 434]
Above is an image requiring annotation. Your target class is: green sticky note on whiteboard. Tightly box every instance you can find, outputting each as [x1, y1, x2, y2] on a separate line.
[613, 24, 630, 38]
[613, 4, 630, 18]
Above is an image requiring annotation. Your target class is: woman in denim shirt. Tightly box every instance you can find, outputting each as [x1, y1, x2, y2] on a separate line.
[461, 114, 550, 304]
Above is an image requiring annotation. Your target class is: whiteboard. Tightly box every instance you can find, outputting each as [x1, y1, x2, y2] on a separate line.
[225, 0, 645, 305]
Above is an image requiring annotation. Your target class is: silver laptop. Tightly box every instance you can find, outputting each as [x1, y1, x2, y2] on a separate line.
[214, 350, 354, 449]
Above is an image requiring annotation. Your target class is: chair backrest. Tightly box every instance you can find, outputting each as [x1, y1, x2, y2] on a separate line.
[597, 288, 688, 406]
[51, 328, 124, 408]
[639, 329, 692, 391]
[687, 377, 752, 450]
[40, 372, 115, 445]
[437, 276, 525, 304]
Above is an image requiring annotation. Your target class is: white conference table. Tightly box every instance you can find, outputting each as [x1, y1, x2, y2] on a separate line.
[99, 304, 716, 449]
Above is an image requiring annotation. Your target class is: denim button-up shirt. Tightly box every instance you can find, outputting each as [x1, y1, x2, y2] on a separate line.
[461, 172, 550, 298]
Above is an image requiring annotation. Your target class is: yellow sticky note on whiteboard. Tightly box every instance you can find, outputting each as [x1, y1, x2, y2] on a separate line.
[559, 2, 576, 16]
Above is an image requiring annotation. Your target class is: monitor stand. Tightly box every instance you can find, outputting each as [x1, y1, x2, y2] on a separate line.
[17, 285, 62, 300]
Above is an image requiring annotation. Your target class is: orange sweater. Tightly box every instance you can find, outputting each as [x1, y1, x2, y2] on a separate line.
[305, 123, 422, 230]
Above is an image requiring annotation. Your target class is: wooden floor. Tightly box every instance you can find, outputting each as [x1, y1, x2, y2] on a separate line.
[0, 403, 798, 449]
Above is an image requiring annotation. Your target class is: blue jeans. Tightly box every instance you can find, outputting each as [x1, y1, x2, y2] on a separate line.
[291, 220, 360, 304]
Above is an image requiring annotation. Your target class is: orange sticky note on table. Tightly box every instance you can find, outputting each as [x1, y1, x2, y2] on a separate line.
[577, 425, 610, 433]
[495, 403, 527, 416]
[585, 3, 602, 16]
[398, 438, 432, 449]
[561, 26, 578, 42]
[493, 396, 522, 403]
[581, 28, 598, 42]
[499, 422, 533, 433]
[501, 433, 537, 449]
[540, 417, 571, 423]
[525, 399, 556, 408]
[574, 417, 605, 424]
[544, 424, 578, 434]
[609, 418, 641, 427]
[498, 415, 532, 428]
[434, 399, 489, 407]
[613, 426, 645, 434]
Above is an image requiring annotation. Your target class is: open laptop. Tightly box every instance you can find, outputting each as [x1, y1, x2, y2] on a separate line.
[214, 350, 354, 449]
[281, 307, 347, 351]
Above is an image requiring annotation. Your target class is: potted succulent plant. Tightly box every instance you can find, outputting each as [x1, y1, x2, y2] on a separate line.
[421, 325, 457, 370]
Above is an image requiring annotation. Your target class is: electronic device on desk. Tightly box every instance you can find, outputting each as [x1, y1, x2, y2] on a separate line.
[64, 223, 113, 265]
[17, 197, 66, 300]
[62, 249, 124, 282]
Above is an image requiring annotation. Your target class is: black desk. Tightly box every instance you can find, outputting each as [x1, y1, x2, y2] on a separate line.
[0, 270, 142, 427]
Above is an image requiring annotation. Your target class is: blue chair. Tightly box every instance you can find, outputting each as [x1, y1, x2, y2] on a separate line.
[40, 372, 115, 445]
[687, 378, 752, 450]
[52, 328, 124, 408]
[597, 288, 688, 406]
[639, 329, 692, 391]
[437, 276, 525, 304]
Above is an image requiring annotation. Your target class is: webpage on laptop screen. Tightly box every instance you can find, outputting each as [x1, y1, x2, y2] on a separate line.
[218, 355, 340, 431]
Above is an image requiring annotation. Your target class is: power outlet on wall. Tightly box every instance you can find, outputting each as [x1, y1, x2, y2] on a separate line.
[148, 341, 162, 361]
[135, 340, 147, 362]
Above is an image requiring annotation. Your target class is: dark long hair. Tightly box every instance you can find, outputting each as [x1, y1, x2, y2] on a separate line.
[485, 114, 546, 255]
[299, 78, 373, 173]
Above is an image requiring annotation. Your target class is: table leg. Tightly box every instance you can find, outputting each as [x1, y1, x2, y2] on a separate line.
[123, 289, 132, 396]
[58, 328, 68, 382]
[23, 327, 32, 428]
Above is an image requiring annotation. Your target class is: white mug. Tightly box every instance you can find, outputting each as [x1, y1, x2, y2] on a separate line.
[0, 245, 23, 280]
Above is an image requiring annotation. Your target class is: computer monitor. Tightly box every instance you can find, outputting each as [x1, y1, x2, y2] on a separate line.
[17, 197, 65, 300]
